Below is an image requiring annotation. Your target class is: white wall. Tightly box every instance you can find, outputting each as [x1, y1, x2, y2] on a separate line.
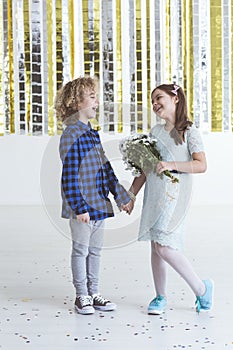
[0, 132, 232, 206]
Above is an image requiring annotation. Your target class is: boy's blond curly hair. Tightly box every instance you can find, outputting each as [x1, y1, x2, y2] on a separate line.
[54, 76, 98, 124]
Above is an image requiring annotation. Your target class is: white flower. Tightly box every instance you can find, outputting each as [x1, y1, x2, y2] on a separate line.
[119, 134, 179, 183]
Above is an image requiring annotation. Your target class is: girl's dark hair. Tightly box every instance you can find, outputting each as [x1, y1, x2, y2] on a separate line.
[151, 83, 193, 144]
[54, 76, 98, 124]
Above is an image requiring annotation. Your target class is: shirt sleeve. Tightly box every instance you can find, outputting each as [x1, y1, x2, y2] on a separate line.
[186, 124, 205, 155]
[102, 154, 131, 207]
[59, 132, 88, 215]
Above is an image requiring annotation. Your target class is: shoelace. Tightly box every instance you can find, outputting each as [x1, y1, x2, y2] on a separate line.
[195, 296, 201, 314]
[153, 295, 164, 306]
[94, 295, 109, 304]
[79, 296, 92, 307]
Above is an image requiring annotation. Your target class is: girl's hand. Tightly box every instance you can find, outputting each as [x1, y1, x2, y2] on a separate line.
[76, 212, 90, 224]
[156, 161, 174, 174]
[122, 200, 134, 215]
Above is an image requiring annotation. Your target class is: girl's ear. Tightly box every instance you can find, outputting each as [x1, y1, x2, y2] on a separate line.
[174, 95, 179, 104]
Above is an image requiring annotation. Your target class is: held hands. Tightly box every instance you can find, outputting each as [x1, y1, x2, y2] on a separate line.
[76, 200, 134, 222]
[76, 191, 136, 222]
[121, 199, 134, 215]
[121, 189, 136, 215]
[121, 190, 136, 215]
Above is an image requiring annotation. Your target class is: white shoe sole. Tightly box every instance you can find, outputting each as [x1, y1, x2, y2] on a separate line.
[75, 305, 95, 315]
[148, 309, 164, 315]
[94, 303, 117, 311]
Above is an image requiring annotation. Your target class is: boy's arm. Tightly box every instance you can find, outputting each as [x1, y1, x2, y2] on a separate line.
[60, 133, 88, 215]
[103, 159, 131, 207]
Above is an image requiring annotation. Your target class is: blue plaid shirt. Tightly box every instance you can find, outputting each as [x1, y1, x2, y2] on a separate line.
[59, 120, 130, 220]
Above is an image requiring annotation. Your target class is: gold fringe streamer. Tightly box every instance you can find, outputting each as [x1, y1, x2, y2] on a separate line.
[68, 0, 75, 79]
[0, 1, 231, 135]
[210, 0, 222, 131]
[56, 0, 63, 89]
[46, 0, 55, 135]
[82, 0, 91, 75]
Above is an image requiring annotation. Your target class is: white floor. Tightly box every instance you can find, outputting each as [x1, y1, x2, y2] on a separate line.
[1, 204, 233, 350]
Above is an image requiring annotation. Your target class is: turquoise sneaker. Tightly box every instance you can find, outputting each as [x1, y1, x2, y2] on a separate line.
[148, 295, 167, 315]
[195, 279, 214, 313]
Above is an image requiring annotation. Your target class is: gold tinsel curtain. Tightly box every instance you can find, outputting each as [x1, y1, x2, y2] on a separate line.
[0, 0, 232, 136]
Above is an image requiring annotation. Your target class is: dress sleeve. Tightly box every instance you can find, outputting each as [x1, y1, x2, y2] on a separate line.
[186, 125, 205, 155]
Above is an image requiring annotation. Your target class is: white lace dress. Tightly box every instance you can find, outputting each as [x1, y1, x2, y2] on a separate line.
[138, 124, 204, 250]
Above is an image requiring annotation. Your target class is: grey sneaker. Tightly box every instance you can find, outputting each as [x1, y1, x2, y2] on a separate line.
[92, 294, 117, 311]
[75, 295, 95, 315]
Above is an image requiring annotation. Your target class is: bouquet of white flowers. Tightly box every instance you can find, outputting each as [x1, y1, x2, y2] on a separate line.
[119, 133, 179, 183]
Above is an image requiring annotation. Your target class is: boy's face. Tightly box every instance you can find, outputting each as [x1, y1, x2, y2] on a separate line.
[78, 88, 99, 122]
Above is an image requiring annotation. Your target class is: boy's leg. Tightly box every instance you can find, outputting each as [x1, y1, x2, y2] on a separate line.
[70, 219, 92, 296]
[86, 220, 104, 295]
[71, 241, 89, 296]
[87, 220, 116, 311]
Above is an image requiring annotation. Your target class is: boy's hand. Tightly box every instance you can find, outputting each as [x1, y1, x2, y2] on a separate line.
[76, 212, 90, 224]
[122, 200, 134, 215]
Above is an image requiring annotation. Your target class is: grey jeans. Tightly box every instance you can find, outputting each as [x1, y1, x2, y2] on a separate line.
[69, 219, 105, 296]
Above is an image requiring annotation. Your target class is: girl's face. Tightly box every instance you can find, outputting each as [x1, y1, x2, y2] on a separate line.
[151, 88, 178, 123]
[78, 88, 99, 123]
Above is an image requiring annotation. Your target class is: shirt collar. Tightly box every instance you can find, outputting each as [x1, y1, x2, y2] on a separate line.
[75, 119, 92, 131]
[75, 120, 99, 137]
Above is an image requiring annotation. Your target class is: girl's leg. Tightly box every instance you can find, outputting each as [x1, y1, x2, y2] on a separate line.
[151, 241, 167, 296]
[154, 243, 205, 296]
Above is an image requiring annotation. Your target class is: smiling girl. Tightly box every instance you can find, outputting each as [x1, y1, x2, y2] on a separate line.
[127, 83, 213, 314]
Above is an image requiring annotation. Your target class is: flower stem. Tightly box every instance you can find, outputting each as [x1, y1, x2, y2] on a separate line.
[163, 170, 179, 183]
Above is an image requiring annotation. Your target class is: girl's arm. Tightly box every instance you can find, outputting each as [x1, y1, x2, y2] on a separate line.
[129, 173, 146, 195]
[122, 173, 146, 214]
[157, 151, 207, 175]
